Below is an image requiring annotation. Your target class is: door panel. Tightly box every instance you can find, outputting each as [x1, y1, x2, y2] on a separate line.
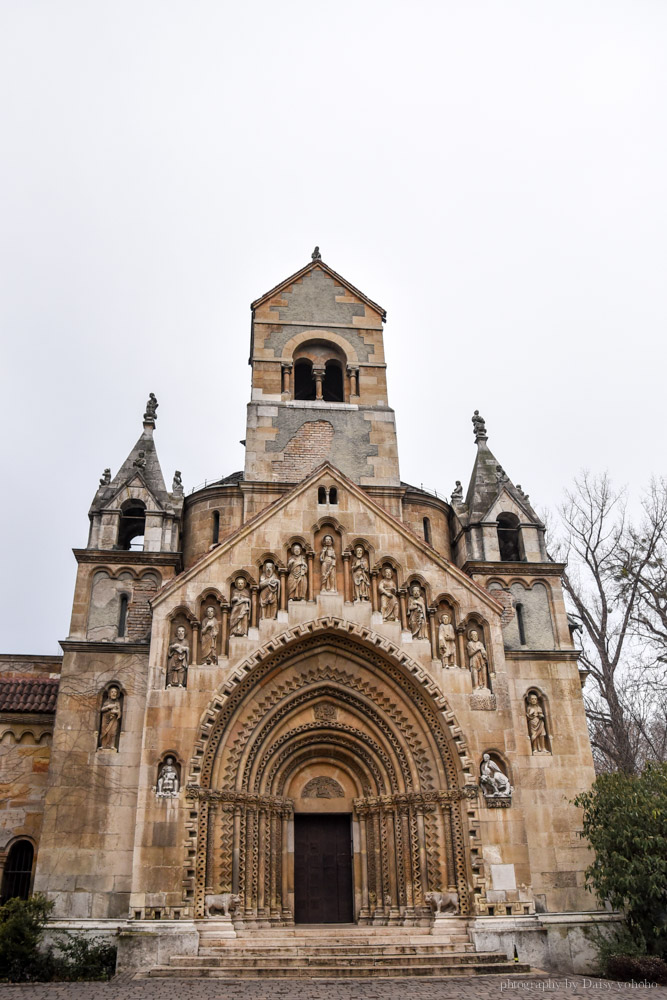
[294, 814, 353, 923]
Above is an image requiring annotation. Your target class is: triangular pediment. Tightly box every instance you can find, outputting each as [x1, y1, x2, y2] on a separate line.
[251, 259, 386, 322]
[153, 461, 501, 615]
[100, 473, 165, 513]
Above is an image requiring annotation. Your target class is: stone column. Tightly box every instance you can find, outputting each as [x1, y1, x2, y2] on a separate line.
[221, 605, 230, 657]
[281, 363, 292, 394]
[306, 549, 315, 602]
[387, 807, 403, 922]
[250, 586, 259, 629]
[357, 806, 371, 923]
[398, 589, 408, 631]
[371, 808, 385, 923]
[428, 608, 438, 660]
[278, 569, 288, 612]
[371, 570, 379, 612]
[244, 806, 257, 921]
[232, 805, 242, 894]
[206, 799, 218, 891]
[342, 550, 352, 603]
[191, 622, 200, 667]
[270, 810, 280, 921]
[257, 807, 267, 920]
[347, 365, 359, 397]
[399, 805, 416, 921]
[313, 365, 325, 400]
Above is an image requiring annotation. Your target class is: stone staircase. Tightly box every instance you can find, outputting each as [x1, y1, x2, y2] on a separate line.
[146, 923, 531, 979]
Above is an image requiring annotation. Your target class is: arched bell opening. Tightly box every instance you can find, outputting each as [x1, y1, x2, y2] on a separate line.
[187, 626, 477, 927]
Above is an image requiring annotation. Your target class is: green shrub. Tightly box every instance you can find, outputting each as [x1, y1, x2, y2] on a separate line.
[51, 932, 117, 982]
[607, 954, 667, 985]
[0, 894, 54, 982]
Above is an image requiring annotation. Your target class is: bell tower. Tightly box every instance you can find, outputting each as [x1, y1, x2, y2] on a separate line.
[243, 249, 400, 487]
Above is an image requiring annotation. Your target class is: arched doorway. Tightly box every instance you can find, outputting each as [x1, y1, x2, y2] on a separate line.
[185, 624, 475, 926]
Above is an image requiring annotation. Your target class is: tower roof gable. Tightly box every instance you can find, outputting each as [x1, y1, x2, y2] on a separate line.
[251, 258, 386, 321]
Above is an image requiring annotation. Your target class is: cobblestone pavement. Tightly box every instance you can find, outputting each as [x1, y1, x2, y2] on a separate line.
[2, 976, 667, 1000]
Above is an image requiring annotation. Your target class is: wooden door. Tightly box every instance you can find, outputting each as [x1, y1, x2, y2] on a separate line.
[294, 814, 353, 923]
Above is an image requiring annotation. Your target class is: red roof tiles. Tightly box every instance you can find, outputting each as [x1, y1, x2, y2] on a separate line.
[0, 676, 59, 714]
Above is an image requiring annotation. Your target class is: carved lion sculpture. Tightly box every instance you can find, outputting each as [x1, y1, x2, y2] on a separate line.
[204, 892, 241, 917]
[425, 890, 459, 914]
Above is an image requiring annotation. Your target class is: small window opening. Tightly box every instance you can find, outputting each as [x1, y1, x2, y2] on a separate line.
[212, 511, 220, 544]
[118, 594, 129, 638]
[294, 359, 316, 400]
[423, 517, 432, 544]
[173, 910, 181, 920]
[505, 906, 512, 915]
[488, 906, 495, 916]
[516, 603, 527, 645]
[497, 512, 523, 561]
[118, 501, 146, 551]
[134, 910, 142, 920]
[318, 486, 327, 504]
[323, 360, 344, 402]
[154, 910, 161, 920]
[1, 841, 34, 902]
[329, 487, 338, 504]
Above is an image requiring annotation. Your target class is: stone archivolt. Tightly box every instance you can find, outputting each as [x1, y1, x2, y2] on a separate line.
[182, 622, 479, 926]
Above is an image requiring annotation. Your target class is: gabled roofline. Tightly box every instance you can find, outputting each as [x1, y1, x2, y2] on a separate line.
[250, 259, 386, 320]
[152, 460, 503, 617]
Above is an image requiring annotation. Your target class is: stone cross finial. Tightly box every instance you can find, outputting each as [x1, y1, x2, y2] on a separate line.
[472, 410, 487, 442]
[311, 246, 322, 260]
[144, 392, 158, 426]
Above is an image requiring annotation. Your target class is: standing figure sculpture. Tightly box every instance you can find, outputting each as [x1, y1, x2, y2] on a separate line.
[167, 626, 190, 687]
[259, 561, 280, 620]
[438, 613, 457, 668]
[351, 545, 370, 602]
[526, 693, 550, 754]
[98, 685, 122, 750]
[319, 534, 337, 593]
[156, 756, 180, 798]
[378, 566, 399, 622]
[480, 753, 512, 798]
[200, 606, 219, 664]
[407, 583, 428, 640]
[287, 543, 308, 601]
[467, 629, 489, 689]
[230, 578, 251, 637]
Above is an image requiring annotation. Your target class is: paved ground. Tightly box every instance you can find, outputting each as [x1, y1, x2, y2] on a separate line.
[2, 976, 667, 1000]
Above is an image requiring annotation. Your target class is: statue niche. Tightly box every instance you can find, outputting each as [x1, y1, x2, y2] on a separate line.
[200, 605, 219, 665]
[467, 628, 489, 689]
[525, 690, 551, 754]
[97, 684, 123, 751]
[407, 582, 428, 640]
[480, 753, 513, 806]
[287, 542, 308, 601]
[229, 577, 251, 637]
[351, 544, 370, 602]
[156, 755, 180, 798]
[378, 564, 399, 622]
[319, 533, 337, 593]
[258, 560, 280, 620]
[166, 625, 190, 688]
[437, 608, 458, 668]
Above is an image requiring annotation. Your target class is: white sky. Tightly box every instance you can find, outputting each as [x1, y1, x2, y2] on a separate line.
[1, 1, 666, 654]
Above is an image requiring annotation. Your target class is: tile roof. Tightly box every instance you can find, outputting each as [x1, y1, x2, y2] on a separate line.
[0, 676, 59, 714]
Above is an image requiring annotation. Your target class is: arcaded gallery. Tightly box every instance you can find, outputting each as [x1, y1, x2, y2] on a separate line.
[0, 253, 609, 976]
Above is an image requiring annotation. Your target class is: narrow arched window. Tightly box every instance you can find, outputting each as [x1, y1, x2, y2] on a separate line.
[1, 841, 34, 902]
[497, 513, 523, 561]
[323, 361, 344, 402]
[329, 487, 338, 504]
[212, 511, 220, 544]
[516, 603, 527, 645]
[118, 594, 129, 638]
[294, 359, 316, 400]
[423, 517, 432, 544]
[318, 486, 327, 504]
[118, 500, 146, 551]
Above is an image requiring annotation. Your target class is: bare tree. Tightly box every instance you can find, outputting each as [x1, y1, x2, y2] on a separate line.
[552, 472, 667, 774]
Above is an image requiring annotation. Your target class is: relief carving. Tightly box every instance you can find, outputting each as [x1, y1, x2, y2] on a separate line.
[259, 561, 280, 620]
[352, 545, 370, 602]
[200, 606, 219, 665]
[319, 534, 337, 593]
[438, 613, 457, 668]
[302, 776, 345, 799]
[156, 756, 180, 798]
[407, 583, 428, 640]
[313, 702, 338, 722]
[167, 626, 190, 688]
[230, 578, 251, 637]
[287, 543, 308, 601]
[98, 685, 122, 751]
[378, 566, 399, 622]
[480, 753, 512, 805]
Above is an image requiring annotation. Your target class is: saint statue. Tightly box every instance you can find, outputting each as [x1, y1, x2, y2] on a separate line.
[526, 693, 549, 754]
[467, 629, 489, 690]
[287, 543, 308, 601]
[259, 561, 280, 619]
[167, 626, 190, 687]
[156, 756, 180, 798]
[98, 685, 122, 750]
[407, 583, 428, 639]
[438, 613, 457, 668]
[352, 545, 370, 602]
[480, 753, 512, 798]
[200, 606, 219, 664]
[319, 534, 337, 593]
[229, 578, 251, 637]
[378, 566, 399, 622]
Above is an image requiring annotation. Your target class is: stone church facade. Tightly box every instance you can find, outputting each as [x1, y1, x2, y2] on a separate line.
[0, 253, 607, 972]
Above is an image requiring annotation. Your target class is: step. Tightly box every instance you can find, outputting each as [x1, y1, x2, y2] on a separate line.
[147, 961, 532, 979]
[168, 952, 511, 969]
[198, 943, 475, 956]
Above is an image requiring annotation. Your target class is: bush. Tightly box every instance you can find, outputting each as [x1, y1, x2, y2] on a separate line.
[607, 954, 667, 985]
[0, 895, 116, 982]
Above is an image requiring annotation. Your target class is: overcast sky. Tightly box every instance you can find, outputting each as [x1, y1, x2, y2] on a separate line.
[1, 1, 666, 655]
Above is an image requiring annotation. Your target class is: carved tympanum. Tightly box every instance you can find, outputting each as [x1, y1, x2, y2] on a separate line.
[287, 543, 308, 601]
[200, 606, 219, 664]
[313, 702, 338, 722]
[352, 545, 370, 602]
[167, 626, 189, 688]
[302, 776, 344, 799]
[98, 685, 122, 751]
[230, 578, 251, 637]
[259, 561, 280, 620]
[319, 534, 337, 593]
